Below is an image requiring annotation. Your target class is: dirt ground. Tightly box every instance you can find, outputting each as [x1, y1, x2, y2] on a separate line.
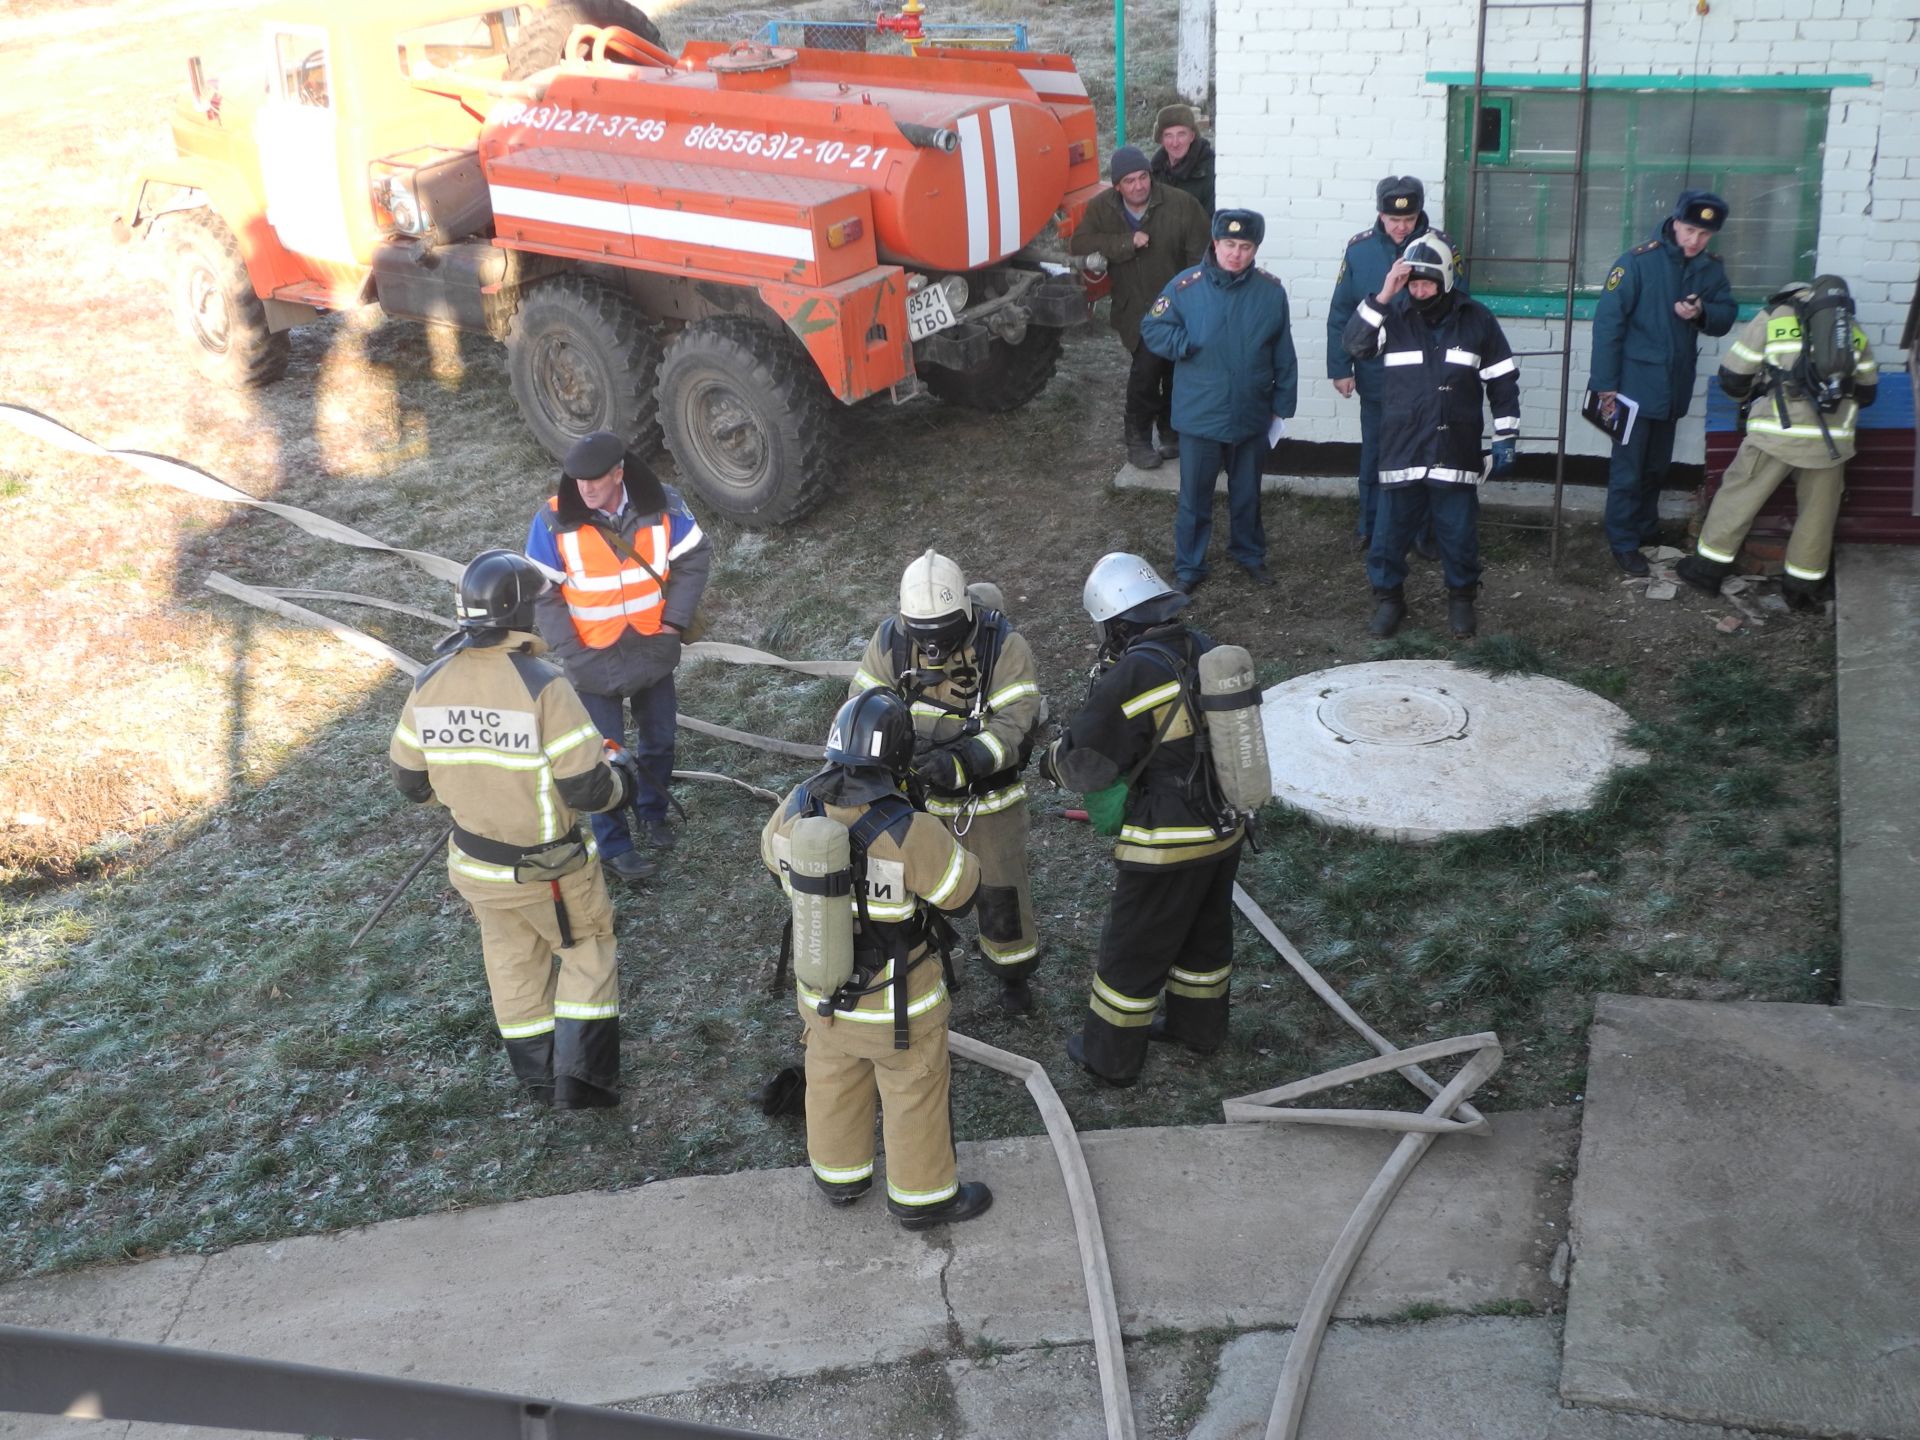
[0, 0, 1837, 1280]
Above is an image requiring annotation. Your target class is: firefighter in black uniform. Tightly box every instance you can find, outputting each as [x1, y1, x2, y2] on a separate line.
[1342, 235, 1521, 640]
[1039, 553, 1244, 1087]
[389, 550, 642, 1108]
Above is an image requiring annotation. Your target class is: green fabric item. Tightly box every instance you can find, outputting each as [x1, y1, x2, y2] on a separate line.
[1085, 780, 1129, 836]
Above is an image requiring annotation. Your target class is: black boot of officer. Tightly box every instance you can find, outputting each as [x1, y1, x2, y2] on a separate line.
[1447, 584, 1478, 640]
[1368, 586, 1407, 638]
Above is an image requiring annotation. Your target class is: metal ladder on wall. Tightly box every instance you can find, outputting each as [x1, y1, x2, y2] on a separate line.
[1459, 0, 1597, 569]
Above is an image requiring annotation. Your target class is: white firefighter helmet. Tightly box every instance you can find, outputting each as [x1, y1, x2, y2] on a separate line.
[899, 548, 973, 661]
[1402, 235, 1456, 294]
[1083, 552, 1185, 624]
[899, 548, 971, 623]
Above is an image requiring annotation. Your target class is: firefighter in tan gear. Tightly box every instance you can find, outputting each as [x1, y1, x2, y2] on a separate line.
[1675, 276, 1880, 607]
[1039, 554, 1246, 1087]
[390, 550, 642, 1109]
[851, 550, 1045, 1015]
[761, 689, 993, 1229]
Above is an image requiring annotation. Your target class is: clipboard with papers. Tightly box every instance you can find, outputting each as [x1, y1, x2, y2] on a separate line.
[1580, 389, 1640, 446]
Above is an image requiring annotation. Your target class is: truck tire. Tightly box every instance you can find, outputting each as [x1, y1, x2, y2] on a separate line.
[505, 0, 662, 76]
[166, 210, 289, 389]
[657, 316, 836, 527]
[919, 325, 1063, 412]
[506, 275, 662, 462]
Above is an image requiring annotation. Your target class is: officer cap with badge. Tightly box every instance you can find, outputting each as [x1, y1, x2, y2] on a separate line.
[1213, 209, 1265, 244]
[1376, 175, 1424, 218]
[1671, 189, 1730, 233]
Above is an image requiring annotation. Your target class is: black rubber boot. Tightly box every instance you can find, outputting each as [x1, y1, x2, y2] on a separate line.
[815, 1174, 872, 1208]
[894, 1181, 994, 1229]
[1367, 587, 1407, 638]
[1447, 585, 1478, 639]
[1781, 573, 1829, 612]
[1674, 554, 1731, 596]
[1125, 423, 1161, 470]
[997, 976, 1033, 1015]
[1147, 1011, 1222, 1057]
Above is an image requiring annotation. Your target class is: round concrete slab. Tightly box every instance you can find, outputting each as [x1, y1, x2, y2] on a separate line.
[1261, 660, 1645, 841]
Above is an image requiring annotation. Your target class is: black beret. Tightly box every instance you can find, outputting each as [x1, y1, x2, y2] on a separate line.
[562, 430, 626, 480]
[1671, 190, 1729, 233]
[1212, 208, 1265, 245]
[1376, 175, 1424, 216]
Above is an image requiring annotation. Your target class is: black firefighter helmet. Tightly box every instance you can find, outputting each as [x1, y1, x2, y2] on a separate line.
[821, 687, 916, 801]
[437, 549, 551, 652]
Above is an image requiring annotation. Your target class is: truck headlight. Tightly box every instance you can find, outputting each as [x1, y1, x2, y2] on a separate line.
[375, 175, 425, 236]
[939, 274, 969, 313]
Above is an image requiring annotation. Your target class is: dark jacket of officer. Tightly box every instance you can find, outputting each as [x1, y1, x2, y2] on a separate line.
[1343, 289, 1521, 485]
[1589, 220, 1737, 421]
[1069, 182, 1211, 351]
[1049, 624, 1242, 871]
[1138, 253, 1298, 444]
[1326, 215, 1463, 394]
[1151, 136, 1216, 215]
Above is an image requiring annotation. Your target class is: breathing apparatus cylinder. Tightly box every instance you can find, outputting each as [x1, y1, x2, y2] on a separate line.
[1197, 645, 1271, 816]
[965, 580, 1006, 614]
[786, 815, 855, 1000]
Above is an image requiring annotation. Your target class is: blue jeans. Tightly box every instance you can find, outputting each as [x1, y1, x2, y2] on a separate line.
[1176, 433, 1266, 582]
[1604, 417, 1676, 554]
[580, 678, 676, 855]
[1367, 482, 1481, 592]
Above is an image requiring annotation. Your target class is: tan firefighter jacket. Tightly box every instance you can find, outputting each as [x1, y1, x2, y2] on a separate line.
[761, 782, 980, 1029]
[1719, 295, 1880, 467]
[851, 614, 1043, 823]
[389, 633, 621, 899]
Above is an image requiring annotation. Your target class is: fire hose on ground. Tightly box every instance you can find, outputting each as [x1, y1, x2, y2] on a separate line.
[8, 403, 1503, 1440]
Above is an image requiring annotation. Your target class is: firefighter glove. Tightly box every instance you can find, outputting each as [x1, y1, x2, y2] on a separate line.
[1490, 440, 1517, 476]
[912, 745, 967, 791]
[603, 740, 644, 811]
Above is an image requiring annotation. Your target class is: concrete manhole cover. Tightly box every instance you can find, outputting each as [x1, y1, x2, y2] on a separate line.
[1316, 684, 1469, 747]
[1262, 660, 1646, 842]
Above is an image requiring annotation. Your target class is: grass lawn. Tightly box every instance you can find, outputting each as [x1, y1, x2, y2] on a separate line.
[0, 0, 1837, 1282]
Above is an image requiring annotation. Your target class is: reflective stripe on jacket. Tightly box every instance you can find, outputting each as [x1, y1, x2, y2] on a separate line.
[1342, 291, 1520, 486]
[547, 499, 676, 645]
[1719, 299, 1880, 466]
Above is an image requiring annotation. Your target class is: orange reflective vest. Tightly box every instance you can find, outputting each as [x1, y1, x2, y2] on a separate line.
[547, 500, 672, 647]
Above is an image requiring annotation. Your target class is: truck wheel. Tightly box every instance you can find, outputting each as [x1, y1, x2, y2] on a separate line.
[506, 276, 661, 462]
[505, 0, 662, 76]
[166, 211, 289, 389]
[919, 325, 1063, 412]
[657, 317, 835, 527]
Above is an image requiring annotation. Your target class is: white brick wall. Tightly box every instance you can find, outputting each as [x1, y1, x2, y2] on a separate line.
[1214, 0, 1920, 461]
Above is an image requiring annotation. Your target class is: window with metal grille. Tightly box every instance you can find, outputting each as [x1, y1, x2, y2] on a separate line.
[1441, 88, 1829, 308]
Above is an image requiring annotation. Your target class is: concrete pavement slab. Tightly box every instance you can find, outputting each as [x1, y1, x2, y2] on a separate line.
[1546, 1411, 1817, 1440]
[1561, 996, 1920, 1439]
[0, 1111, 1566, 1433]
[0, 1256, 204, 1440]
[1190, 1317, 1564, 1440]
[949, 1112, 1568, 1344]
[1835, 544, 1920, 1009]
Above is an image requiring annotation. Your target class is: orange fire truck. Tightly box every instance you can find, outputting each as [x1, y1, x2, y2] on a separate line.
[117, 0, 1109, 524]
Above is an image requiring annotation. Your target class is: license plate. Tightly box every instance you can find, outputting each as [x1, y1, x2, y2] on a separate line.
[907, 286, 957, 342]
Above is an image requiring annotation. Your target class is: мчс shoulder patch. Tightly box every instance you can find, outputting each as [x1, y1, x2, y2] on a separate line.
[1605, 265, 1626, 291]
[1150, 296, 1171, 315]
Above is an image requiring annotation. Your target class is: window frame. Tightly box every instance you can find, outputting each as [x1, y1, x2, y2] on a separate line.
[1441, 83, 1832, 311]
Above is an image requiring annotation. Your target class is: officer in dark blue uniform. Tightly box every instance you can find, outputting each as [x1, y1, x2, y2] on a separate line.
[1589, 190, 1737, 575]
[1327, 176, 1462, 554]
[1138, 209, 1298, 594]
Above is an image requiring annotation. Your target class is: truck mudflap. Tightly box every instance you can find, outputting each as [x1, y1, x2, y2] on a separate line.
[756, 269, 913, 403]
